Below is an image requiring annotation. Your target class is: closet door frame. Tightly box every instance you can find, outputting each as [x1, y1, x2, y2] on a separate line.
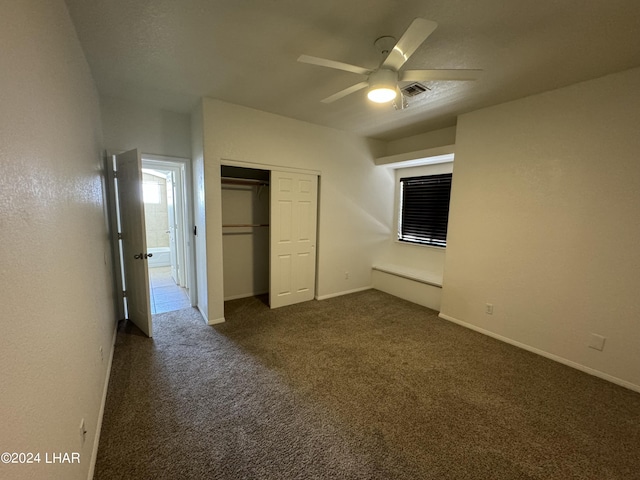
[220, 159, 321, 305]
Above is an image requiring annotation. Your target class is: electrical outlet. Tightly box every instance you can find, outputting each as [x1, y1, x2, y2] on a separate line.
[99, 346, 104, 363]
[588, 334, 606, 351]
[345, 271, 350, 280]
[485, 303, 494, 315]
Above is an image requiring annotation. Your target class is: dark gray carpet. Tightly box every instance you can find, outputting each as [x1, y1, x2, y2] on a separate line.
[95, 290, 640, 479]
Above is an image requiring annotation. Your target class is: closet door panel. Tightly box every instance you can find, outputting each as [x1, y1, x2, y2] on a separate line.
[276, 254, 292, 297]
[295, 251, 312, 294]
[270, 171, 318, 308]
[276, 200, 292, 243]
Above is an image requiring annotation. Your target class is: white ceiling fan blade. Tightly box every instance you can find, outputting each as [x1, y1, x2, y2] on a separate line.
[400, 69, 483, 82]
[321, 81, 369, 103]
[382, 18, 438, 71]
[297, 55, 372, 76]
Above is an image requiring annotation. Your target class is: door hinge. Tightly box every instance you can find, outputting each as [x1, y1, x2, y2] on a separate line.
[122, 290, 127, 298]
[117, 233, 122, 240]
[193, 225, 197, 236]
[113, 171, 118, 178]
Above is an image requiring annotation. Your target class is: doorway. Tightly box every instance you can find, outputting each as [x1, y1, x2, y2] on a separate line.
[142, 156, 193, 314]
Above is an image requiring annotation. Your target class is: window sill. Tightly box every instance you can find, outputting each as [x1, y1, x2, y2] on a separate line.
[372, 264, 443, 288]
[395, 239, 446, 251]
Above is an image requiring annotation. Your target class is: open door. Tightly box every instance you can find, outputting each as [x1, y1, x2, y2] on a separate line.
[270, 171, 318, 308]
[116, 149, 153, 337]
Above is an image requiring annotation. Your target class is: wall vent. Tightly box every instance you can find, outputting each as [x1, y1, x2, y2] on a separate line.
[400, 82, 429, 97]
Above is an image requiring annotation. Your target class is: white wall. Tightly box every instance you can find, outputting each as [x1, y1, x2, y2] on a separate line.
[0, 1, 116, 478]
[201, 98, 390, 322]
[101, 95, 192, 158]
[441, 67, 640, 390]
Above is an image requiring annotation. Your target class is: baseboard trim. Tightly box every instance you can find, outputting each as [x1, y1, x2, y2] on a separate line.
[87, 321, 118, 480]
[197, 305, 209, 324]
[316, 286, 372, 301]
[208, 316, 225, 325]
[438, 312, 640, 394]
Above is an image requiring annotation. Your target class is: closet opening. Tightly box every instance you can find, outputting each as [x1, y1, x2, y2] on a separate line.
[221, 163, 319, 314]
[221, 165, 270, 305]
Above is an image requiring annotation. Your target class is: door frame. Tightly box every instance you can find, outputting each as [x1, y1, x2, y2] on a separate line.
[105, 151, 197, 322]
[104, 152, 125, 321]
[142, 154, 197, 308]
[219, 158, 321, 309]
[221, 158, 321, 177]
[142, 161, 184, 286]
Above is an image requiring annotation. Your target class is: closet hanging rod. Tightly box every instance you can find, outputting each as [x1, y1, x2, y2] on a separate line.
[221, 177, 269, 187]
[222, 224, 270, 228]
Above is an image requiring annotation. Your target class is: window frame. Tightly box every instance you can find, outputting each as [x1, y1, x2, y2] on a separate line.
[394, 163, 453, 249]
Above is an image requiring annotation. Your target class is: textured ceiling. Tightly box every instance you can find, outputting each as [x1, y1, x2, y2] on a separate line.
[64, 0, 640, 141]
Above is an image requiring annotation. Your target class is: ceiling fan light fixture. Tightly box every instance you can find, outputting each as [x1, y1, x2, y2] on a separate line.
[367, 69, 398, 103]
[367, 87, 397, 103]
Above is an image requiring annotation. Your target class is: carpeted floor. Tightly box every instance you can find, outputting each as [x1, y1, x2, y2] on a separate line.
[94, 290, 640, 479]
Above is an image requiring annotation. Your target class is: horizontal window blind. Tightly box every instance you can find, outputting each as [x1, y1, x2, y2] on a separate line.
[399, 173, 452, 247]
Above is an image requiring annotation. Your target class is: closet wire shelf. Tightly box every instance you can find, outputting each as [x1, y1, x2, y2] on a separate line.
[221, 177, 269, 187]
[221, 176, 270, 229]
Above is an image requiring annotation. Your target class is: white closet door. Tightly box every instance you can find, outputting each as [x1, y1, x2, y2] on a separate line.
[269, 171, 318, 308]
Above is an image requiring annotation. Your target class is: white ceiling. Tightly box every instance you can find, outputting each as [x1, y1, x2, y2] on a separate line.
[64, 0, 640, 141]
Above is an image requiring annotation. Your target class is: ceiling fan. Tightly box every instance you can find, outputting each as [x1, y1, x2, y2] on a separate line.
[297, 18, 482, 107]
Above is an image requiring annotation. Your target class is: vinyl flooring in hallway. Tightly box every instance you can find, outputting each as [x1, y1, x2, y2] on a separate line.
[148, 266, 191, 314]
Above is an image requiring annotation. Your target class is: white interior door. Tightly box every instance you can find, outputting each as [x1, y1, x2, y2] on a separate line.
[116, 149, 153, 337]
[270, 171, 318, 308]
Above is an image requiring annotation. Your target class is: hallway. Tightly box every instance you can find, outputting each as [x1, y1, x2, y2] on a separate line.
[148, 266, 190, 314]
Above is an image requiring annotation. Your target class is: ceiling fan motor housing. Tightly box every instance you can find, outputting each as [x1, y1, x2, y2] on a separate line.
[367, 69, 399, 102]
[374, 36, 397, 55]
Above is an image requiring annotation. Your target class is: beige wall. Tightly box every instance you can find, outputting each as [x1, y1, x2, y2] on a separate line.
[101, 95, 192, 158]
[201, 98, 390, 323]
[0, 1, 116, 478]
[441, 67, 640, 390]
[385, 126, 456, 156]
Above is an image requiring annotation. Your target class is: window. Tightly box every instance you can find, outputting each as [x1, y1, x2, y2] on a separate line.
[142, 182, 161, 204]
[398, 173, 452, 248]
